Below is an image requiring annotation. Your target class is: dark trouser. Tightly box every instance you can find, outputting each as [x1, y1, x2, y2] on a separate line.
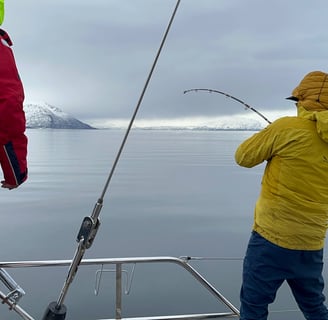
[240, 231, 328, 320]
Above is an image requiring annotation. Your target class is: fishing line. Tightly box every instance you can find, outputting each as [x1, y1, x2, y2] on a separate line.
[184, 88, 271, 124]
[42, 1, 181, 319]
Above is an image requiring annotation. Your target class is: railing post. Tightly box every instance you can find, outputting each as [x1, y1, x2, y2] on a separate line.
[116, 263, 122, 319]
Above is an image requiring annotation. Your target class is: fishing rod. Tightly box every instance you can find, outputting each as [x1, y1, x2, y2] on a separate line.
[184, 88, 271, 124]
[42, 1, 181, 319]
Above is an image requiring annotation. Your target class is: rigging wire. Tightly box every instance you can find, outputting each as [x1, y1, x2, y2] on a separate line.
[184, 88, 272, 124]
[43, 1, 182, 318]
[99, 0, 180, 202]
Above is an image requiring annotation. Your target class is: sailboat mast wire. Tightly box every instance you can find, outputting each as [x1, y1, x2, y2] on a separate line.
[184, 88, 271, 124]
[99, 0, 181, 203]
[42, 2, 182, 318]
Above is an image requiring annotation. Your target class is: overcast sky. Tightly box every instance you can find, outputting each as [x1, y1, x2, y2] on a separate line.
[3, 0, 328, 123]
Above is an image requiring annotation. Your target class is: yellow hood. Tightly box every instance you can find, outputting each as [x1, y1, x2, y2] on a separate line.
[291, 70, 328, 111]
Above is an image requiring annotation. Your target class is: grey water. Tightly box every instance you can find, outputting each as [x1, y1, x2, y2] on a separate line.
[0, 129, 322, 319]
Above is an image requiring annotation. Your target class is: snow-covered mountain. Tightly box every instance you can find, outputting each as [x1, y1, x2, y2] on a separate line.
[24, 103, 94, 129]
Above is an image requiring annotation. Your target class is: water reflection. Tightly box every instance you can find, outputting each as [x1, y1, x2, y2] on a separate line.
[0, 129, 307, 319]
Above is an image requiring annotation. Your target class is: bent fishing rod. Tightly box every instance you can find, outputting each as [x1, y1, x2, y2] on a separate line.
[184, 88, 271, 124]
[42, 1, 181, 319]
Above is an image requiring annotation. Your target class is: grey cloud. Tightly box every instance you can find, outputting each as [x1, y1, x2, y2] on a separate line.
[2, 0, 328, 121]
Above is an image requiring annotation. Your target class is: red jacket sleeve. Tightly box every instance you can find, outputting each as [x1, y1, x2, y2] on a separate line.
[0, 29, 27, 186]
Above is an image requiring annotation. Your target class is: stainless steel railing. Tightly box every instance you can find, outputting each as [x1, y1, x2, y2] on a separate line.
[0, 256, 240, 320]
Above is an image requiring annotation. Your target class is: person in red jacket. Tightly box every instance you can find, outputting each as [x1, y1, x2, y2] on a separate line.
[0, 28, 27, 189]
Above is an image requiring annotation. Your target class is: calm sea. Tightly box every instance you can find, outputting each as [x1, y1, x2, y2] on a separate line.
[1, 129, 323, 319]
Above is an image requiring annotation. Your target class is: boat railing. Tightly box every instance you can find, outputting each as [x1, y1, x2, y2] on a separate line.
[0, 256, 240, 320]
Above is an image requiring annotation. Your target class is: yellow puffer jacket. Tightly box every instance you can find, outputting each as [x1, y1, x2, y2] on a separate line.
[235, 71, 328, 250]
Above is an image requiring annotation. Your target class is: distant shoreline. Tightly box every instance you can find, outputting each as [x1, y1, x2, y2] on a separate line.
[26, 126, 262, 131]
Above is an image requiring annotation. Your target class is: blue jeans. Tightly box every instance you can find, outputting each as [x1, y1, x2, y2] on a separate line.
[240, 231, 328, 320]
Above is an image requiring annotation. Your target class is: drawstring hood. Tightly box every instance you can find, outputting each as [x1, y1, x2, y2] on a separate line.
[290, 71, 328, 111]
[289, 71, 328, 143]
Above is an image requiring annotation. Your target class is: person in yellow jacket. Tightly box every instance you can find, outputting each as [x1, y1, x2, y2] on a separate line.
[235, 71, 328, 320]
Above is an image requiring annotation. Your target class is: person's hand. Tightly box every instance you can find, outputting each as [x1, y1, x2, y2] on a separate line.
[1, 180, 18, 190]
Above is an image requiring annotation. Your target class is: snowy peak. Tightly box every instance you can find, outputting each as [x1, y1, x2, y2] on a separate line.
[24, 102, 94, 129]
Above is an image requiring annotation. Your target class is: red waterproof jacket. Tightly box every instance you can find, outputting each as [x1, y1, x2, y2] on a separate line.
[0, 29, 27, 187]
